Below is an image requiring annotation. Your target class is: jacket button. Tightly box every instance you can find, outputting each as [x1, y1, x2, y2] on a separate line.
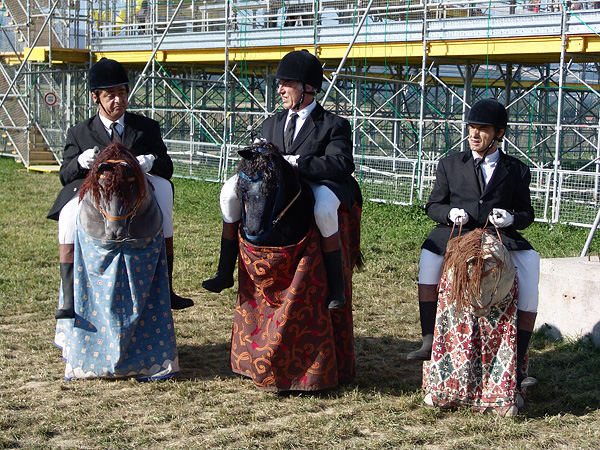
[479, 200, 483, 204]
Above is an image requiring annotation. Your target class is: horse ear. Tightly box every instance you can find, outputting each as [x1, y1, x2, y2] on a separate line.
[238, 149, 254, 160]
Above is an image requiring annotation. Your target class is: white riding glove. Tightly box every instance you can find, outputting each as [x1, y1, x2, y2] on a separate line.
[136, 154, 156, 173]
[282, 154, 300, 168]
[77, 146, 99, 169]
[448, 208, 469, 225]
[489, 208, 514, 228]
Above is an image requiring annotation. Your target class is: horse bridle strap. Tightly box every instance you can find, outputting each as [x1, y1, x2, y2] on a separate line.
[239, 167, 302, 241]
[272, 185, 302, 226]
[98, 192, 146, 222]
[97, 169, 147, 222]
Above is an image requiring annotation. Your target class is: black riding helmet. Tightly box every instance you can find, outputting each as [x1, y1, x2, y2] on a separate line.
[467, 98, 508, 130]
[275, 50, 323, 93]
[89, 58, 130, 92]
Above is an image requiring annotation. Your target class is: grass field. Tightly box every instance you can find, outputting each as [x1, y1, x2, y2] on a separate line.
[0, 156, 599, 449]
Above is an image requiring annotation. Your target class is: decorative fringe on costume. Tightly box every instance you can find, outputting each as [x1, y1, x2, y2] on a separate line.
[442, 228, 487, 314]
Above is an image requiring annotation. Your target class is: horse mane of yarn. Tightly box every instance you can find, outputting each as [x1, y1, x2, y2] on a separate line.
[236, 142, 285, 195]
[79, 143, 147, 209]
[442, 228, 486, 313]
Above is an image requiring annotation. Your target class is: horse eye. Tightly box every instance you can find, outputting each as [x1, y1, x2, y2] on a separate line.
[98, 163, 112, 174]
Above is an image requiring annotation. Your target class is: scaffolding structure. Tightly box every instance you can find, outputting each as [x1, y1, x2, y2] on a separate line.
[1, 0, 600, 227]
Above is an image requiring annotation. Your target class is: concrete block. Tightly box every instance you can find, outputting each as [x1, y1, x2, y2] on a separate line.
[536, 257, 600, 346]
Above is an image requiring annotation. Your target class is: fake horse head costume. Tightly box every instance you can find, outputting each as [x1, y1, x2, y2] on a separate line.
[236, 142, 313, 246]
[78, 143, 162, 241]
[54, 143, 179, 381]
[230, 142, 363, 392]
[423, 227, 527, 417]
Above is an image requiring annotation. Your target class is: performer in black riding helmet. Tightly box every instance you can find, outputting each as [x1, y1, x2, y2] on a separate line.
[202, 50, 361, 310]
[408, 98, 540, 389]
[48, 58, 194, 319]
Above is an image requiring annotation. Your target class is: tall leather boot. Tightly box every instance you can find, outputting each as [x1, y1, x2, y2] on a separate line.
[55, 262, 75, 320]
[407, 284, 438, 360]
[164, 237, 193, 310]
[322, 248, 346, 310]
[166, 253, 194, 310]
[516, 329, 539, 388]
[202, 237, 238, 293]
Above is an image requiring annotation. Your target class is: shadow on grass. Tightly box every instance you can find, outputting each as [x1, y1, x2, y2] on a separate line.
[175, 342, 236, 381]
[170, 325, 600, 418]
[523, 330, 600, 417]
[353, 335, 425, 395]
[353, 331, 600, 418]
[174, 335, 426, 396]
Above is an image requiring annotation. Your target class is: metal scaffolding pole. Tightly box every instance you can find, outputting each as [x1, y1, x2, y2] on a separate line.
[321, 0, 374, 106]
[552, 7, 569, 223]
[220, 0, 231, 182]
[417, 0, 429, 203]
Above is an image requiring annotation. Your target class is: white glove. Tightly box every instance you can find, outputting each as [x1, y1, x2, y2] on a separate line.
[489, 208, 514, 228]
[136, 154, 156, 173]
[282, 154, 300, 168]
[448, 208, 469, 225]
[77, 146, 99, 169]
[254, 137, 268, 145]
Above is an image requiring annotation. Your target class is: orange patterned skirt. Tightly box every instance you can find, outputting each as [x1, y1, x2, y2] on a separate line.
[230, 204, 360, 391]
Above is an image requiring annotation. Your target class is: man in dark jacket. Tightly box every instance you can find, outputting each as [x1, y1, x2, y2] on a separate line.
[48, 58, 193, 319]
[202, 50, 361, 310]
[407, 98, 540, 389]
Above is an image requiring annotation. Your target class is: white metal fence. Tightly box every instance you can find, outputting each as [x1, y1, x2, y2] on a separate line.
[1, 0, 600, 229]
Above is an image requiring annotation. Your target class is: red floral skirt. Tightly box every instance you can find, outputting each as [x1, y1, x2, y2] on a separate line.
[423, 273, 526, 415]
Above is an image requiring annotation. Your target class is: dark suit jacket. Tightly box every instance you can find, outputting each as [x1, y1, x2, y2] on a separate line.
[48, 112, 173, 220]
[261, 102, 362, 208]
[422, 149, 535, 255]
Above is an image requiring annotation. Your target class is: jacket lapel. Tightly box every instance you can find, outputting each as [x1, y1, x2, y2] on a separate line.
[121, 115, 138, 149]
[91, 115, 113, 148]
[287, 103, 322, 154]
[121, 113, 137, 150]
[270, 111, 286, 152]
[461, 151, 482, 196]
[289, 115, 314, 154]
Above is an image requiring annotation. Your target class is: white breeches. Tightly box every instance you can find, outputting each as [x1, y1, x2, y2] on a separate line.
[58, 174, 173, 244]
[220, 175, 242, 224]
[418, 247, 540, 313]
[220, 175, 341, 238]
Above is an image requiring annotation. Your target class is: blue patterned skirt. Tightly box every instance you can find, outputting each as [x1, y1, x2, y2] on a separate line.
[55, 218, 179, 381]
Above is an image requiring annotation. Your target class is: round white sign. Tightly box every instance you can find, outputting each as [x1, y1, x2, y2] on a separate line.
[44, 92, 57, 106]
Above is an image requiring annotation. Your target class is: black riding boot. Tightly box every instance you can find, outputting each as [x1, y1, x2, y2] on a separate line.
[55, 262, 75, 320]
[202, 237, 238, 293]
[167, 254, 194, 310]
[407, 301, 438, 360]
[516, 329, 539, 388]
[323, 249, 346, 310]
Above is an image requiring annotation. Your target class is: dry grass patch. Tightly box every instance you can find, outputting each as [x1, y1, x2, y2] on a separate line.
[0, 157, 599, 450]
